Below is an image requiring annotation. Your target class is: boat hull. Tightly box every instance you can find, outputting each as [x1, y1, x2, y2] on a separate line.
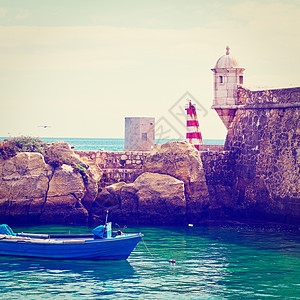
[0, 234, 143, 260]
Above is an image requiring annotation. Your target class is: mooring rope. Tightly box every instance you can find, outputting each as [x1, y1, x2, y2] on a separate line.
[141, 237, 176, 265]
[141, 236, 157, 260]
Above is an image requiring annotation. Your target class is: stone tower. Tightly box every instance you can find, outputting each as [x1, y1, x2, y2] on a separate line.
[211, 46, 245, 129]
[124, 117, 155, 151]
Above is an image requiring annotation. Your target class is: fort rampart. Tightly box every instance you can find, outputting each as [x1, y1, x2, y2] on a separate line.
[224, 86, 300, 223]
[75, 145, 224, 187]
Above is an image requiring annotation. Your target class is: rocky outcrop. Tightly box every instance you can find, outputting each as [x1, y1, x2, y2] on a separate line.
[80, 156, 103, 210]
[90, 173, 186, 225]
[200, 151, 238, 221]
[0, 152, 52, 223]
[41, 164, 88, 224]
[46, 141, 89, 168]
[142, 141, 210, 223]
[120, 172, 186, 225]
[0, 148, 102, 225]
[90, 182, 125, 224]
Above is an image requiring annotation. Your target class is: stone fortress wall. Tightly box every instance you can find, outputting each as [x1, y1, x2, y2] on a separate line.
[225, 86, 300, 223]
[75, 144, 224, 187]
[75, 150, 148, 187]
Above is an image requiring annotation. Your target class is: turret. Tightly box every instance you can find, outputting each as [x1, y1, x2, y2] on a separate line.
[211, 46, 245, 129]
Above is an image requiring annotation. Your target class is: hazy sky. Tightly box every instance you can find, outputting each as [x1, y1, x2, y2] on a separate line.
[0, 0, 299, 139]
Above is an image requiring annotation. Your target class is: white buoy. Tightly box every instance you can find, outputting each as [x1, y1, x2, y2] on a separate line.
[188, 224, 193, 227]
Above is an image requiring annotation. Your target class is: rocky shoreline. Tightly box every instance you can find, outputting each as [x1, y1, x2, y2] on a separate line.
[0, 138, 299, 227]
[0, 141, 208, 226]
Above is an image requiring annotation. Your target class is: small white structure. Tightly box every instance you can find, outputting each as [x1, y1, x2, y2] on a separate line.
[211, 46, 245, 128]
[124, 117, 155, 151]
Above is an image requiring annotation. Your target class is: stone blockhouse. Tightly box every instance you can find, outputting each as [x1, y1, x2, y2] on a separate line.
[124, 117, 155, 151]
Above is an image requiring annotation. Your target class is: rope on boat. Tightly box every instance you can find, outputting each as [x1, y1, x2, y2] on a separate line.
[141, 236, 157, 260]
[141, 237, 176, 265]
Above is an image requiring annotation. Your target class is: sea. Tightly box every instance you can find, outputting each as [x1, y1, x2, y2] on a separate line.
[0, 138, 299, 299]
[0, 137, 225, 152]
[0, 225, 299, 299]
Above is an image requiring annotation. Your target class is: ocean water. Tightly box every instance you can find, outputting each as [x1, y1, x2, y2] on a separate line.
[0, 137, 224, 152]
[0, 225, 299, 299]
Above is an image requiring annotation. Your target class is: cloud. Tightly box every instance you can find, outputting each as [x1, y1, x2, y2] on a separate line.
[0, 11, 298, 86]
[0, 7, 7, 17]
[15, 10, 30, 20]
[230, 0, 300, 26]
[0, 26, 213, 70]
[0, 0, 298, 72]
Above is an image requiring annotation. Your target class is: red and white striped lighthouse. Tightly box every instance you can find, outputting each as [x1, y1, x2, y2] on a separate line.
[185, 100, 203, 150]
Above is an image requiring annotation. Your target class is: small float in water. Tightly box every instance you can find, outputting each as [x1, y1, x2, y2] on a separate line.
[0, 222, 143, 260]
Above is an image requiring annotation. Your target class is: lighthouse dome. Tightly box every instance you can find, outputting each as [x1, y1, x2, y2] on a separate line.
[214, 46, 239, 69]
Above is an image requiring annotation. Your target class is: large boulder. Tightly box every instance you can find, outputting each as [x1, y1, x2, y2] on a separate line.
[90, 182, 126, 224]
[79, 156, 103, 210]
[42, 164, 88, 224]
[45, 141, 89, 168]
[42, 142, 103, 223]
[0, 151, 98, 225]
[142, 141, 210, 222]
[0, 152, 52, 223]
[120, 172, 186, 225]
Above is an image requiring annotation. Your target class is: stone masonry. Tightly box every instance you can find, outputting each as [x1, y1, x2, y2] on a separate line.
[76, 150, 149, 187]
[225, 86, 300, 223]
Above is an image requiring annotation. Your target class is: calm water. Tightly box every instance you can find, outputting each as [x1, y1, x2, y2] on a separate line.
[0, 137, 224, 151]
[0, 225, 299, 299]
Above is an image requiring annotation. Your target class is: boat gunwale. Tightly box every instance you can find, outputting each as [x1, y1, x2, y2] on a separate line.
[0, 233, 143, 245]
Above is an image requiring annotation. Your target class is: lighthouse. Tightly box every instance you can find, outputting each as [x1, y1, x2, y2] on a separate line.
[211, 46, 245, 129]
[185, 100, 203, 150]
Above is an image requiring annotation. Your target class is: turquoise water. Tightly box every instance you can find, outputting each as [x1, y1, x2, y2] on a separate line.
[0, 137, 224, 151]
[0, 225, 299, 299]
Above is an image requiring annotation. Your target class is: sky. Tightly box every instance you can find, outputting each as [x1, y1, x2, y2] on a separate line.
[0, 0, 299, 140]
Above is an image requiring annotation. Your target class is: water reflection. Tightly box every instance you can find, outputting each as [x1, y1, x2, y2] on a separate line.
[0, 256, 135, 281]
[1, 225, 299, 299]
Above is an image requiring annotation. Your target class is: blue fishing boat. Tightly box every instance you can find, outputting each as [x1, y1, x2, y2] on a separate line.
[0, 223, 143, 260]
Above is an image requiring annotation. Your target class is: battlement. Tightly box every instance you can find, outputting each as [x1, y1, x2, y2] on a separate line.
[237, 86, 300, 107]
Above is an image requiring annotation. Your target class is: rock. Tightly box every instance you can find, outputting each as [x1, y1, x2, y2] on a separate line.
[0, 152, 52, 223]
[0, 149, 102, 225]
[79, 156, 103, 210]
[42, 143, 103, 222]
[41, 194, 88, 224]
[142, 141, 210, 222]
[47, 165, 85, 198]
[96, 182, 125, 208]
[42, 164, 88, 224]
[46, 141, 89, 169]
[120, 172, 186, 225]
[90, 182, 126, 225]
